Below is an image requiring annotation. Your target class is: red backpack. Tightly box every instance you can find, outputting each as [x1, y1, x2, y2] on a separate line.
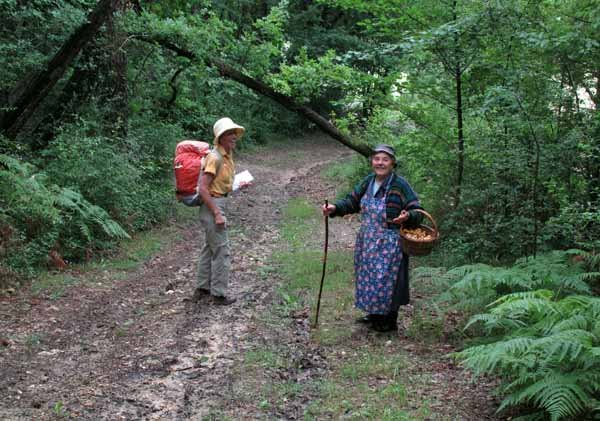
[173, 140, 222, 206]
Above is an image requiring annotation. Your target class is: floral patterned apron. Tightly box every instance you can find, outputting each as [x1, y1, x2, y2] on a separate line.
[354, 176, 403, 315]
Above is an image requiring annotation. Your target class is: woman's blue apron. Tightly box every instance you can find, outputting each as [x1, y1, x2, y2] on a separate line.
[354, 176, 403, 315]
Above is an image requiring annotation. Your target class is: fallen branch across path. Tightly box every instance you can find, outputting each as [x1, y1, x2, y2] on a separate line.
[135, 36, 372, 158]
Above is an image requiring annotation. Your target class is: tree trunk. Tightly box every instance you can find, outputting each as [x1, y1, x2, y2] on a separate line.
[105, 4, 129, 136]
[0, 0, 121, 140]
[452, 0, 464, 208]
[455, 62, 464, 208]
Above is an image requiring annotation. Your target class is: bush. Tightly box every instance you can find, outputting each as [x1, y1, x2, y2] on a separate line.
[0, 154, 129, 274]
[41, 118, 177, 232]
[456, 293, 600, 420]
[440, 251, 600, 419]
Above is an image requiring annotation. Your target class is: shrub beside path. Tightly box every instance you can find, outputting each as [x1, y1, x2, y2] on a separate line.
[0, 136, 499, 419]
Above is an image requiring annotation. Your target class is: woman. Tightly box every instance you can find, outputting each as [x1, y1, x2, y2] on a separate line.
[322, 144, 422, 332]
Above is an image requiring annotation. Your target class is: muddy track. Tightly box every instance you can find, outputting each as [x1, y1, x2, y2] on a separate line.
[0, 136, 352, 420]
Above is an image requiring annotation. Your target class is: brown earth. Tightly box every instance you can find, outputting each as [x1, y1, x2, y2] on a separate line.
[0, 136, 499, 420]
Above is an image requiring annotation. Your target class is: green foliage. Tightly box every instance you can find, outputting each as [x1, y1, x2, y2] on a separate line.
[0, 153, 128, 274]
[456, 293, 600, 420]
[268, 48, 367, 107]
[438, 248, 600, 419]
[439, 250, 597, 313]
[0, 0, 90, 93]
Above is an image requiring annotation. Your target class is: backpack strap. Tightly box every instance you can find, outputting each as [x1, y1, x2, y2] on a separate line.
[197, 148, 224, 190]
[210, 148, 223, 176]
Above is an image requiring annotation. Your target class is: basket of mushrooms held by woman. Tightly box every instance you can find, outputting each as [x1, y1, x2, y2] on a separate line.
[400, 209, 439, 256]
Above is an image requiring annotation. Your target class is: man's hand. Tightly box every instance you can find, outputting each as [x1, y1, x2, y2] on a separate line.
[215, 212, 226, 227]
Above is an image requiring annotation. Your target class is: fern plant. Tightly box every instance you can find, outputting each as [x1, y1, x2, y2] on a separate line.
[437, 251, 598, 313]
[0, 154, 129, 274]
[456, 293, 600, 420]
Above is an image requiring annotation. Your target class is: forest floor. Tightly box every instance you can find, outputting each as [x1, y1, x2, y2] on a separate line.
[0, 136, 500, 420]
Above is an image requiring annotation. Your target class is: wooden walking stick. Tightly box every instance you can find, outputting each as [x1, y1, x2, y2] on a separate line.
[314, 200, 329, 328]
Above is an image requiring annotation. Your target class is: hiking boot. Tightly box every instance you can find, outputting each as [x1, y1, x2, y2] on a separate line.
[212, 295, 237, 305]
[189, 288, 210, 302]
[355, 314, 384, 324]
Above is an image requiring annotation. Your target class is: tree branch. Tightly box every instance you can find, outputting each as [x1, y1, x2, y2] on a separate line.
[136, 35, 372, 157]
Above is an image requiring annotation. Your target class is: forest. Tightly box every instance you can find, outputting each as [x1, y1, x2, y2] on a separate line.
[1, 0, 599, 419]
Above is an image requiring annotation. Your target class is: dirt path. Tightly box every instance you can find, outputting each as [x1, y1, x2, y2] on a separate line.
[0, 136, 498, 420]
[0, 137, 351, 420]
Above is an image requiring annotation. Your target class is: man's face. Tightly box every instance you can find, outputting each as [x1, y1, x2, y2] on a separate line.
[219, 129, 238, 151]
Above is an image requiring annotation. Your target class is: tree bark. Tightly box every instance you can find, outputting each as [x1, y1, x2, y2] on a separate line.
[455, 61, 464, 208]
[452, 0, 464, 209]
[143, 37, 373, 158]
[0, 0, 121, 140]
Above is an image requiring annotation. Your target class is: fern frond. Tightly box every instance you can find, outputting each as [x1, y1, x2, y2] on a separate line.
[0, 154, 34, 176]
[491, 297, 558, 320]
[55, 188, 130, 240]
[490, 290, 554, 307]
[533, 330, 594, 364]
[554, 275, 592, 295]
[499, 373, 588, 420]
[574, 272, 600, 282]
[447, 263, 493, 278]
[564, 249, 586, 257]
[456, 337, 536, 375]
[559, 295, 598, 315]
[550, 315, 590, 334]
[464, 313, 526, 333]
[450, 270, 494, 292]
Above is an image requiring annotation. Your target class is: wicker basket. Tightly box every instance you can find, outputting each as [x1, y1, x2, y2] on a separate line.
[400, 209, 439, 256]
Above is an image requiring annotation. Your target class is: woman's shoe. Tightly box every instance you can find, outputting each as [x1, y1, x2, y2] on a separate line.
[371, 319, 398, 332]
[355, 314, 384, 324]
[371, 311, 399, 332]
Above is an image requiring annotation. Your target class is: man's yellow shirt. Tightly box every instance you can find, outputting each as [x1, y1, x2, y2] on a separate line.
[203, 144, 234, 196]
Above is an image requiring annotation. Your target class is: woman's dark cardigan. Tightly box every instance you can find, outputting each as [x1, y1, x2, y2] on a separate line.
[330, 172, 423, 309]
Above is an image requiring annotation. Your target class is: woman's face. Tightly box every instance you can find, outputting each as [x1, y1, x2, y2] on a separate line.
[371, 152, 395, 177]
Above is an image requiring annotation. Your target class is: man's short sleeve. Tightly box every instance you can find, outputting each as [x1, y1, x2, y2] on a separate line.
[203, 152, 219, 176]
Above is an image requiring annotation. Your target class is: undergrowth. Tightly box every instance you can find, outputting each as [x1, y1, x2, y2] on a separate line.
[420, 250, 600, 420]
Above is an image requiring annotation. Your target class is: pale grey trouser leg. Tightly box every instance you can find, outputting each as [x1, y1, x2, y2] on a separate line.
[197, 198, 230, 297]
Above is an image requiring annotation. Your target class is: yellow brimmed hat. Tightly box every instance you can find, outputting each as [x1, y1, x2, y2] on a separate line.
[213, 117, 245, 144]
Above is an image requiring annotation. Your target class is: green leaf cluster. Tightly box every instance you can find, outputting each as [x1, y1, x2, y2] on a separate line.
[436, 250, 600, 419]
[0, 152, 128, 277]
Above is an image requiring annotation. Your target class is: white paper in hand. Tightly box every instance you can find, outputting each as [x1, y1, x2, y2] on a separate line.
[232, 170, 254, 191]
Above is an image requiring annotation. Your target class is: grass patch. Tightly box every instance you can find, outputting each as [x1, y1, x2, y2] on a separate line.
[31, 274, 78, 299]
[321, 155, 369, 199]
[280, 197, 320, 248]
[235, 196, 459, 419]
[244, 349, 286, 369]
[271, 198, 434, 418]
[339, 351, 407, 382]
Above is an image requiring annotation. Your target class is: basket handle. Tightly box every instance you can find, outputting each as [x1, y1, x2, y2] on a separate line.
[411, 209, 438, 235]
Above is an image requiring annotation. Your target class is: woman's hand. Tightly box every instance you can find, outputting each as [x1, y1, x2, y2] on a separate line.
[322, 203, 336, 216]
[392, 210, 409, 224]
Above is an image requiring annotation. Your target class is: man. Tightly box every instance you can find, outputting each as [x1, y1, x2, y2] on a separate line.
[192, 117, 244, 305]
